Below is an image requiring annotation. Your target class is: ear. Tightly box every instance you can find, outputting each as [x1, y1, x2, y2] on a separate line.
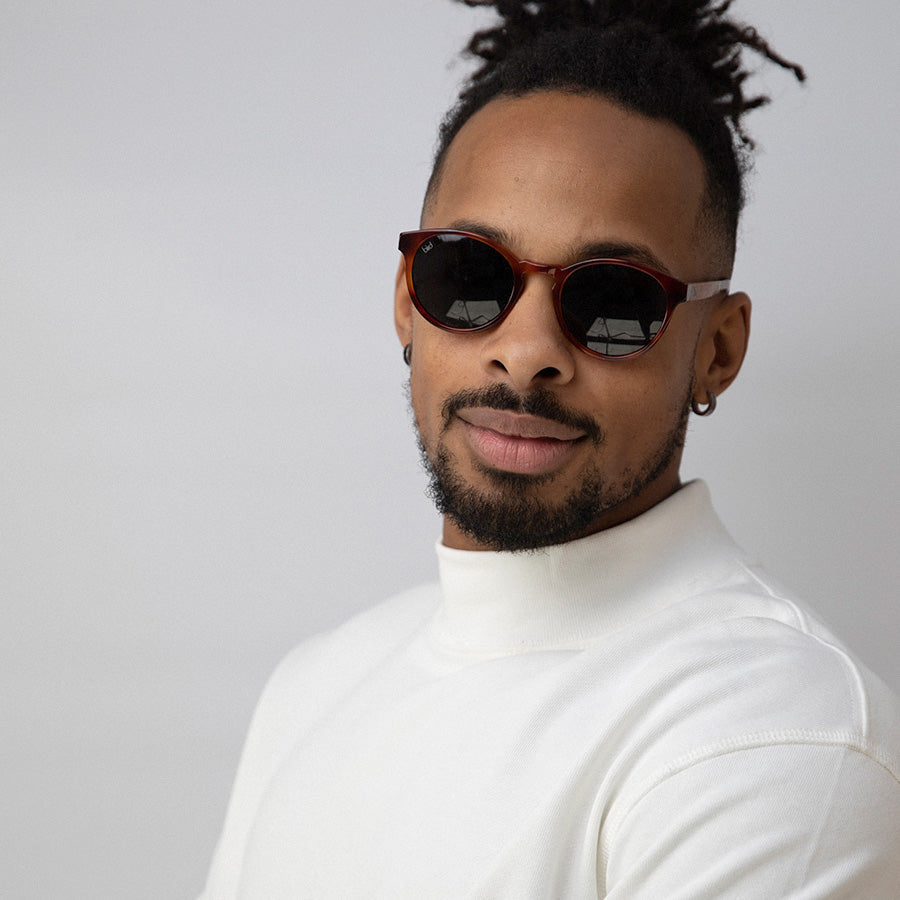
[394, 257, 414, 348]
[693, 291, 751, 398]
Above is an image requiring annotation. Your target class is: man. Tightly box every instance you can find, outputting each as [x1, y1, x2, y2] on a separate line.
[201, 2, 900, 896]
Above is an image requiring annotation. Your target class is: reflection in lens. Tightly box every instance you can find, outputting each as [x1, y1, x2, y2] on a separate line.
[444, 300, 503, 326]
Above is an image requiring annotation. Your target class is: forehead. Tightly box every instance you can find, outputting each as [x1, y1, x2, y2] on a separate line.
[425, 91, 711, 278]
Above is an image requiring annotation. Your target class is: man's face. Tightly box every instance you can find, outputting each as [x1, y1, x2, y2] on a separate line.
[396, 91, 727, 551]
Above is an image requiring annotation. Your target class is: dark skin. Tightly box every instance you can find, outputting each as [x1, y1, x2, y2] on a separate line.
[395, 91, 750, 551]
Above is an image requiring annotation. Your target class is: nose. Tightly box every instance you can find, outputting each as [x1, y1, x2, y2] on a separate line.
[478, 271, 577, 391]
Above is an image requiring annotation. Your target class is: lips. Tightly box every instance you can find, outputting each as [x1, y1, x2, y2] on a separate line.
[456, 409, 586, 475]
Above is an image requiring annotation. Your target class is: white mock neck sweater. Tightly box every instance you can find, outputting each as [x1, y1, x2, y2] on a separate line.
[201, 482, 900, 898]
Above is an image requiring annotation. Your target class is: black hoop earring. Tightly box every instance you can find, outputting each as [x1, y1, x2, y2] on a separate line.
[691, 391, 717, 417]
[403, 343, 412, 366]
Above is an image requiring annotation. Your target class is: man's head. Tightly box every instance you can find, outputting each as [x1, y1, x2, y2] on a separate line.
[395, 1, 802, 552]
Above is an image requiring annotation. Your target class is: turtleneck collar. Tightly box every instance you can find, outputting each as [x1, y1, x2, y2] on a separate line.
[430, 481, 742, 656]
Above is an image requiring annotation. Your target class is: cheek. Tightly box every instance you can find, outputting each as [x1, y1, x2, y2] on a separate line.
[621, 316, 700, 405]
[407, 332, 465, 447]
[581, 352, 692, 445]
[407, 360, 433, 443]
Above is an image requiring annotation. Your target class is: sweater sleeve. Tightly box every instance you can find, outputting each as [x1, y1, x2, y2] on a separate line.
[603, 741, 900, 898]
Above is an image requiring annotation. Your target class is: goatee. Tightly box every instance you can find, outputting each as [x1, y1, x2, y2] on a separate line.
[414, 382, 691, 552]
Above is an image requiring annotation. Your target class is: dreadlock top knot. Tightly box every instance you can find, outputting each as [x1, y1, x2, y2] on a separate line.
[457, 1, 804, 139]
[429, 0, 805, 259]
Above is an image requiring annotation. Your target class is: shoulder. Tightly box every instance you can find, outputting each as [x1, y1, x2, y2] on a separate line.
[618, 569, 900, 787]
[257, 581, 441, 719]
[599, 581, 900, 895]
[200, 581, 441, 895]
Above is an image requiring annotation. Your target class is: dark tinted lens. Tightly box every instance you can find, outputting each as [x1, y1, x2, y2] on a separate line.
[411, 235, 514, 328]
[560, 264, 669, 357]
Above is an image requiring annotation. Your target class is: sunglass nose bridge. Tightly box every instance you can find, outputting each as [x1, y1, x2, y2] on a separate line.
[518, 258, 561, 287]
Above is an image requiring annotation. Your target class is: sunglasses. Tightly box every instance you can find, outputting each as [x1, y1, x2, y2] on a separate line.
[398, 229, 730, 359]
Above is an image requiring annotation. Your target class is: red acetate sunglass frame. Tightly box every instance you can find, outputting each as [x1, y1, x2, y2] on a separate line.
[398, 229, 731, 360]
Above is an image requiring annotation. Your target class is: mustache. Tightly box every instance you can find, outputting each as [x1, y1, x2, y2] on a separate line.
[441, 384, 604, 445]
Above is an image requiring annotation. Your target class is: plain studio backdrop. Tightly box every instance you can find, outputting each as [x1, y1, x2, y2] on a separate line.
[2, 1, 898, 896]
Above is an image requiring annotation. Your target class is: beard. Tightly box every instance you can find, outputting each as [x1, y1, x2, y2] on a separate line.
[414, 381, 692, 553]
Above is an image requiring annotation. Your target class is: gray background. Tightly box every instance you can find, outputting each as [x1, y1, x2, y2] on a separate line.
[2, 1, 898, 897]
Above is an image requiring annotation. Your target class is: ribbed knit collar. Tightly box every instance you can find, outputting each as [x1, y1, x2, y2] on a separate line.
[430, 481, 742, 655]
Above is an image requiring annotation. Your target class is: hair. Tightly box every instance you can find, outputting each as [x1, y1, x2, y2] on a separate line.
[425, 0, 805, 265]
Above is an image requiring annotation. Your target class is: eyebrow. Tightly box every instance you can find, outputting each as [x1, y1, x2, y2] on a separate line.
[444, 219, 672, 274]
